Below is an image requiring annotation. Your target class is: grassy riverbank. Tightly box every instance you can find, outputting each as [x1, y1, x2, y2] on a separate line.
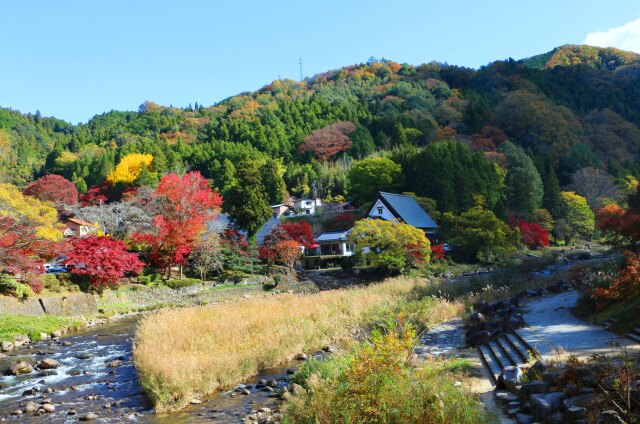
[0, 314, 85, 342]
[133, 276, 465, 412]
[282, 329, 492, 424]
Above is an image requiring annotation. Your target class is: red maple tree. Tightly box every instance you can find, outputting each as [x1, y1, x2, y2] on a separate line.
[66, 235, 143, 289]
[511, 219, 550, 248]
[0, 216, 52, 278]
[274, 240, 302, 267]
[259, 221, 314, 264]
[132, 172, 223, 274]
[431, 244, 445, 260]
[23, 174, 79, 207]
[597, 203, 640, 250]
[298, 121, 356, 161]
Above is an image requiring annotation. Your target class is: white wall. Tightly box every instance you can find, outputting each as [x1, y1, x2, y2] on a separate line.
[368, 199, 398, 223]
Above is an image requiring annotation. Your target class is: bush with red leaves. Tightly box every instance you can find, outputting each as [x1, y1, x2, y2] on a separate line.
[66, 235, 143, 289]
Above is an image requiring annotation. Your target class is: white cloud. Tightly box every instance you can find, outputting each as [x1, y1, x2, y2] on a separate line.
[583, 18, 640, 53]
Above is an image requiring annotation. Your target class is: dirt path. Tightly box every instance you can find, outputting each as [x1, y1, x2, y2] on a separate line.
[519, 290, 640, 359]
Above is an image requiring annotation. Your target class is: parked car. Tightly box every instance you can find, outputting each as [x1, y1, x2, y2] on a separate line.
[46, 267, 69, 274]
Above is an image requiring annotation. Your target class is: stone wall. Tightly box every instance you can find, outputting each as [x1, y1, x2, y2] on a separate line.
[0, 293, 98, 316]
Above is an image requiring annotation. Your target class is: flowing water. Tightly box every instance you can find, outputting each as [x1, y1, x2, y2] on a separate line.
[0, 317, 305, 423]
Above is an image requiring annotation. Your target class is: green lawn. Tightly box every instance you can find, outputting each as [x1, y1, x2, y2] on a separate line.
[0, 314, 85, 342]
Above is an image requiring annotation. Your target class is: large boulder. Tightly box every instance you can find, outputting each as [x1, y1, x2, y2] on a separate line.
[468, 312, 486, 331]
[474, 301, 493, 316]
[531, 392, 566, 422]
[498, 366, 523, 392]
[520, 380, 548, 396]
[465, 330, 490, 347]
[8, 360, 33, 375]
[502, 313, 525, 332]
[37, 359, 60, 370]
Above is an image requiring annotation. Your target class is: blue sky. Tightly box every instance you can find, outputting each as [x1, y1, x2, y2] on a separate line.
[1, 0, 639, 124]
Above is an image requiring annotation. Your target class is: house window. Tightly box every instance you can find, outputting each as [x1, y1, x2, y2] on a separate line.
[377, 207, 383, 215]
[305, 210, 310, 215]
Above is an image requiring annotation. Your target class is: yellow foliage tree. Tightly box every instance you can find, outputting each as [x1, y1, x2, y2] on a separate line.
[349, 219, 431, 270]
[107, 153, 154, 185]
[0, 183, 61, 241]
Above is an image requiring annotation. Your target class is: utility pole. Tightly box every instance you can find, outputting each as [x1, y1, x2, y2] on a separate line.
[299, 58, 303, 81]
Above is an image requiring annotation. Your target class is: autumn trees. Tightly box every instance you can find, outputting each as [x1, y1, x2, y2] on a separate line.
[298, 122, 356, 161]
[134, 172, 223, 276]
[66, 236, 143, 288]
[441, 200, 520, 263]
[0, 184, 62, 280]
[259, 221, 314, 267]
[349, 219, 431, 271]
[23, 174, 79, 208]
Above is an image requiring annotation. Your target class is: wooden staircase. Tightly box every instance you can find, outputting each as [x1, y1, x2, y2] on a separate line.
[477, 331, 540, 384]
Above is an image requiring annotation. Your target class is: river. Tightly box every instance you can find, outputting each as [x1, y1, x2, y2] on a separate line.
[0, 317, 302, 423]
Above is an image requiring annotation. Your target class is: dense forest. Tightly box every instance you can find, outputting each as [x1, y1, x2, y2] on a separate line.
[1, 44, 640, 212]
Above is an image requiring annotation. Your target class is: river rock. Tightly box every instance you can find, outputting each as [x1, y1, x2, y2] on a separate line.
[62, 341, 72, 346]
[322, 345, 337, 353]
[240, 388, 250, 395]
[107, 359, 123, 367]
[51, 330, 62, 338]
[8, 360, 33, 375]
[68, 409, 77, 415]
[24, 401, 38, 412]
[11, 410, 23, 416]
[190, 399, 202, 404]
[41, 403, 55, 413]
[1, 341, 14, 352]
[76, 353, 95, 360]
[38, 358, 60, 369]
[14, 335, 30, 347]
[79, 412, 99, 421]
[294, 352, 308, 360]
[531, 392, 566, 421]
[39, 369, 58, 376]
[39, 332, 50, 341]
[266, 379, 278, 388]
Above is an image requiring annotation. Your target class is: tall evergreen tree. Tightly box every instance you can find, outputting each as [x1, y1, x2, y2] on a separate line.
[260, 159, 287, 205]
[535, 155, 563, 218]
[498, 141, 543, 216]
[222, 160, 272, 237]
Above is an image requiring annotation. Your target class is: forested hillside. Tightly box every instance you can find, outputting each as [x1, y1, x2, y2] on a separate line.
[2, 44, 640, 208]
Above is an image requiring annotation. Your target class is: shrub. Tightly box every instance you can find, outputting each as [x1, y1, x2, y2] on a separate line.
[164, 278, 202, 289]
[283, 324, 491, 424]
[0, 274, 34, 298]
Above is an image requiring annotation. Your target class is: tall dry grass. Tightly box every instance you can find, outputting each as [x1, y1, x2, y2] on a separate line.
[133, 277, 463, 412]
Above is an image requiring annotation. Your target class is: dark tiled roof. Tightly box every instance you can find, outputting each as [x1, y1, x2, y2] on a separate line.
[315, 229, 351, 243]
[378, 192, 438, 229]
